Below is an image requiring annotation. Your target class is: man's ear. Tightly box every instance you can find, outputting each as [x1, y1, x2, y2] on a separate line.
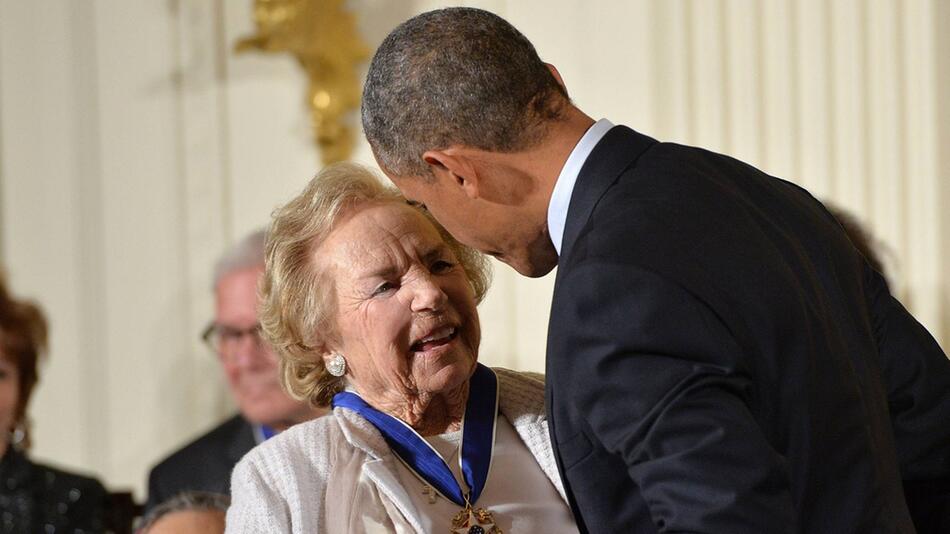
[545, 63, 568, 95]
[422, 149, 481, 200]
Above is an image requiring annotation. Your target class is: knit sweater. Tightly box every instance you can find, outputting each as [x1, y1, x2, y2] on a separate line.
[226, 368, 568, 533]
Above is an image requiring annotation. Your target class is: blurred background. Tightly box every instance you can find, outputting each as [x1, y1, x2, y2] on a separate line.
[0, 0, 947, 501]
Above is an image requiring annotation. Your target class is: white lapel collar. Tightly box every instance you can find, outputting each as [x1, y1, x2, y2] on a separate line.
[334, 407, 426, 533]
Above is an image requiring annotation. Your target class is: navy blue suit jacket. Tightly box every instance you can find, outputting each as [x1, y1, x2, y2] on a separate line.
[546, 126, 950, 533]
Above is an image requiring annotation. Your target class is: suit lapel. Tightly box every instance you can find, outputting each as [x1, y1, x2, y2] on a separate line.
[557, 126, 658, 271]
[227, 416, 257, 465]
[546, 126, 657, 529]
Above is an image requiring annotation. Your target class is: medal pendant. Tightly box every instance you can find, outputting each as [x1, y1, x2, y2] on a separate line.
[450, 504, 502, 534]
[422, 485, 438, 504]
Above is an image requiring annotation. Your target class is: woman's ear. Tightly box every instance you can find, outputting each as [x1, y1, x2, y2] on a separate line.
[322, 348, 348, 378]
[422, 149, 481, 200]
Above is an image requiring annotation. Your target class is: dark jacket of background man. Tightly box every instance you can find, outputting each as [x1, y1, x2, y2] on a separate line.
[145, 415, 253, 511]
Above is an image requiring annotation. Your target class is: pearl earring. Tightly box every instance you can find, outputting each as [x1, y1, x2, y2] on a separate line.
[326, 353, 347, 377]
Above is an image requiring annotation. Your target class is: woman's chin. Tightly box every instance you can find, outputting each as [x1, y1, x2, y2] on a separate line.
[413, 354, 476, 395]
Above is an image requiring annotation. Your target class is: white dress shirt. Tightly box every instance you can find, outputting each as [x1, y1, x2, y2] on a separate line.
[546, 118, 615, 255]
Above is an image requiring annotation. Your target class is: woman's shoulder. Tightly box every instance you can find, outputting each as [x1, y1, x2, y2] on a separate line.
[491, 367, 546, 416]
[492, 367, 545, 392]
[227, 412, 381, 531]
[237, 414, 342, 473]
[230, 415, 344, 513]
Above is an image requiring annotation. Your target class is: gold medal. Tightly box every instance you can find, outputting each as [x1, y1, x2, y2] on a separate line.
[450, 503, 502, 534]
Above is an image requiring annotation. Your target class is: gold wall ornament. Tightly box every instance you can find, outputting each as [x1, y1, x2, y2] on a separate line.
[236, 0, 369, 164]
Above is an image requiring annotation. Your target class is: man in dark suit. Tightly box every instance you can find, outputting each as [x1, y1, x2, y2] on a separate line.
[361, 7, 950, 533]
[145, 231, 322, 511]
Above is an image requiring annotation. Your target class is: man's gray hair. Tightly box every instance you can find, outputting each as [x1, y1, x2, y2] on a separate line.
[212, 229, 267, 289]
[137, 491, 229, 532]
[361, 7, 568, 178]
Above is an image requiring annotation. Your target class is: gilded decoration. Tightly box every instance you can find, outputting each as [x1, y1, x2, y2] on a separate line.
[236, 0, 368, 164]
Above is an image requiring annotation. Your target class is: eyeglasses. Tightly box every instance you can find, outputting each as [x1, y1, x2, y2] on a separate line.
[201, 322, 265, 356]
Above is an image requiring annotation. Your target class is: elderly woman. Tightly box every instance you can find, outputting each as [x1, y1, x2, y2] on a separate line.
[0, 272, 107, 531]
[227, 163, 578, 533]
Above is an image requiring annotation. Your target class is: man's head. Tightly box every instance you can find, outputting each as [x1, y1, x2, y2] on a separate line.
[138, 491, 228, 534]
[207, 230, 316, 429]
[362, 7, 585, 277]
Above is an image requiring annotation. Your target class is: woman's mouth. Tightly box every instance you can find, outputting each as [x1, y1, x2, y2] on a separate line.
[410, 326, 458, 353]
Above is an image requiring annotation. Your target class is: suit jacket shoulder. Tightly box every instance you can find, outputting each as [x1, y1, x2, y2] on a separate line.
[146, 414, 255, 511]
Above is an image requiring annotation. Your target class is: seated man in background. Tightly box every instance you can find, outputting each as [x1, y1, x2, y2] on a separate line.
[137, 491, 228, 534]
[145, 230, 323, 511]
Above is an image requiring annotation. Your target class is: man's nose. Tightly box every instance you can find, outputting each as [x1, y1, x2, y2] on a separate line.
[223, 333, 267, 368]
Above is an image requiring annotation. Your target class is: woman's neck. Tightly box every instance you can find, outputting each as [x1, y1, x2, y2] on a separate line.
[369, 381, 470, 437]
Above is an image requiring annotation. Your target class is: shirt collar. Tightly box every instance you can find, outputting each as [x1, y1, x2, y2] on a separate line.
[253, 424, 277, 444]
[547, 118, 614, 255]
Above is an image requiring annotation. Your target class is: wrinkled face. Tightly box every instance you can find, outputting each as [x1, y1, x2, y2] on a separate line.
[318, 202, 481, 407]
[0, 355, 18, 450]
[387, 171, 558, 278]
[215, 266, 310, 427]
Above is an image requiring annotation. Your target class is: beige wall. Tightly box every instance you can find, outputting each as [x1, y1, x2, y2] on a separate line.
[0, 0, 947, 499]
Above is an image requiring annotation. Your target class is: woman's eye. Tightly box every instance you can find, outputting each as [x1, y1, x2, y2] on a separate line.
[431, 260, 454, 274]
[372, 281, 396, 296]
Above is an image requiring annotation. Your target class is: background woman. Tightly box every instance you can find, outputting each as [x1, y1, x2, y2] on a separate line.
[226, 163, 578, 533]
[0, 272, 107, 532]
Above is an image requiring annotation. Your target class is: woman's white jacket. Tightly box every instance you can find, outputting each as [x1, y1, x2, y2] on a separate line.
[225, 368, 569, 533]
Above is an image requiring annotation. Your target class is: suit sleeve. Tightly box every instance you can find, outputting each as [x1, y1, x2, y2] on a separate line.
[558, 261, 796, 533]
[864, 264, 950, 533]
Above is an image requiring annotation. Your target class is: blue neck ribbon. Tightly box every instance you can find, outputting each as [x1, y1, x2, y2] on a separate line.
[332, 363, 498, 507]
[260, 425, 277, 441]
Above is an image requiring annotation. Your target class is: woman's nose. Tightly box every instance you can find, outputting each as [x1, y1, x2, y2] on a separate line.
[409, 274, 448, 313]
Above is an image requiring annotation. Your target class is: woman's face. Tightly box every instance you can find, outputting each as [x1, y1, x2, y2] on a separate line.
[0, 355, 20, 450]
[317, 202, 481, 412]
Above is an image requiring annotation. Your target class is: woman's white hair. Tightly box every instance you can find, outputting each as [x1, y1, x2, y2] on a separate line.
[260, 162, 490, 407]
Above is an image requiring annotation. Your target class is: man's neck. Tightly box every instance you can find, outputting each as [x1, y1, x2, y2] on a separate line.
[516, 106, 595, 213]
